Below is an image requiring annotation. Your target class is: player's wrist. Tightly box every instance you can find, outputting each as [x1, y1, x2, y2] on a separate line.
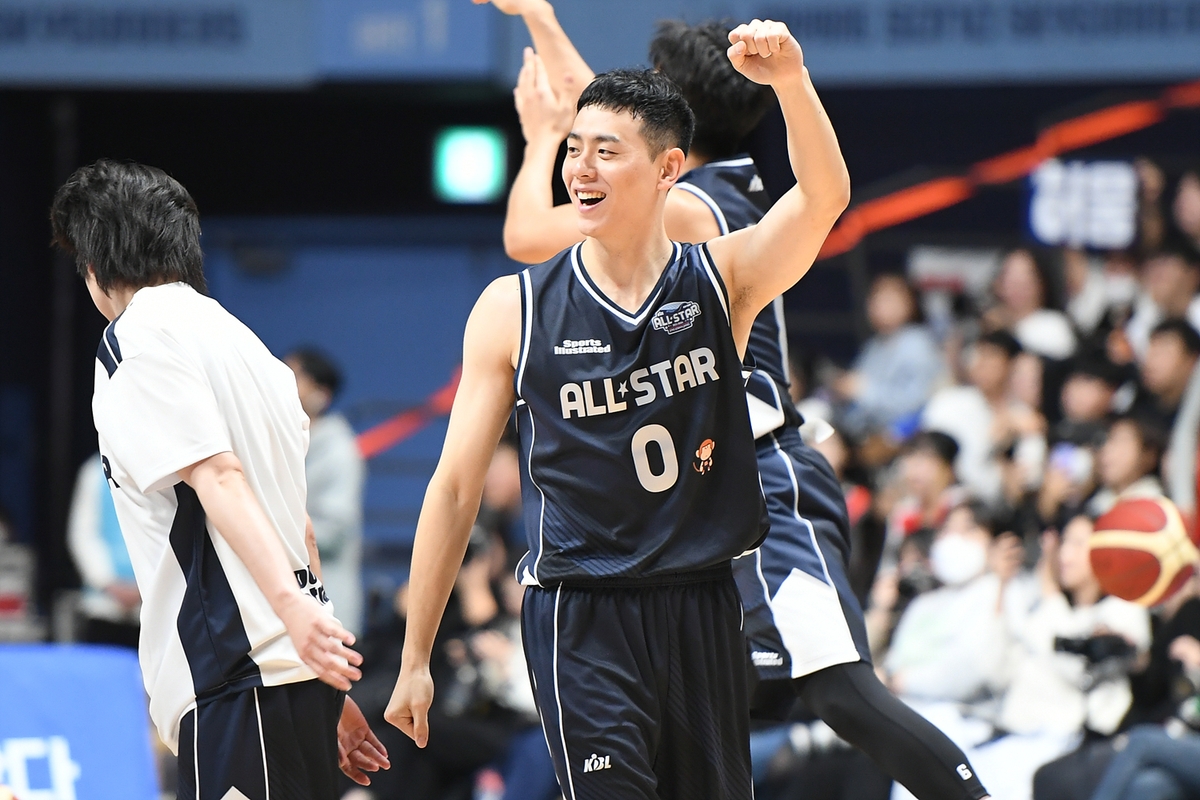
[521, 0, 555, 24]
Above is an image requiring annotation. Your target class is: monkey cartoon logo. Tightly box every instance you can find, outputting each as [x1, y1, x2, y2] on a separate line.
[693, 438, 716, 474]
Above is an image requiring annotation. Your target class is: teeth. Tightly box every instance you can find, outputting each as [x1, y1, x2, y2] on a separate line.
[577, 191, 606, 200]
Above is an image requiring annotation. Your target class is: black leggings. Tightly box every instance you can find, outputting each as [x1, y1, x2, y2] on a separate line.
[795, 662, 989, 800]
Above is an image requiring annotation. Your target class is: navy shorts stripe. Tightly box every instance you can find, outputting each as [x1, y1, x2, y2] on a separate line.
[177, 681, 342, 800]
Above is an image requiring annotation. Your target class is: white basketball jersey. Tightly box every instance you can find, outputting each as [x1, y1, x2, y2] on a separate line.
[92, 282, 335, 753]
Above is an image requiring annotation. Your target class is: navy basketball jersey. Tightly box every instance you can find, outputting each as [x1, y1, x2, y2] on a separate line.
[676, 155, 800, 438]
[513, 242, 765, 585]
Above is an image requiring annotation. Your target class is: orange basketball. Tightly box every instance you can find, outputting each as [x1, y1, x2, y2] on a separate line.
[1090, 496, 1199, 607]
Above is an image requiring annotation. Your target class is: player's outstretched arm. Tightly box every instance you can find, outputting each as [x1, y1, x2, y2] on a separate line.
[472, 0, 594, 105]
[384, 275, 521, 747]
[706, 20, 851, 350]
[505, 48, 584, 263]
[179, 452, 364, 691]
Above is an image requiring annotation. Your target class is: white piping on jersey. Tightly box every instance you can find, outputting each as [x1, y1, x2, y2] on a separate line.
[697, 246, 731, 324]
[193, 711, 200, 798]
[755, 549, 773, 616]
[100, 327, 120, 371]
[772, 295, 790, 373]
[570, 242, 680, 326]
[769, 433, 836, 588]
[553, 587, 579, 800]
[254, 687, 269, 800]
[673, 182, 730, 235]
[516, 270, 535, 396]
[705, 156, 756, 169]
[518, 406, 547, 587]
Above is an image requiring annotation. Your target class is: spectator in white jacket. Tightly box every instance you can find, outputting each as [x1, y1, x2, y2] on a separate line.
[287, 348, 366, 636]
[964, 514, 1151, 800]
[885, 500, 1030, 709]
[67, 452, 140, 648]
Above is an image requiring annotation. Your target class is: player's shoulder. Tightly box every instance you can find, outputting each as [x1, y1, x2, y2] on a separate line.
[109, 283, 244, 366]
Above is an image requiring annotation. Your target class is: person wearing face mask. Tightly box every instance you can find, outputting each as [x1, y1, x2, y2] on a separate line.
[883, 502, 1029, 725]
[286, 347, 367, 637]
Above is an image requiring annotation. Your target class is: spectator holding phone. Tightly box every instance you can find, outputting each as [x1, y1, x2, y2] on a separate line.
[965, 515, 1149, 800]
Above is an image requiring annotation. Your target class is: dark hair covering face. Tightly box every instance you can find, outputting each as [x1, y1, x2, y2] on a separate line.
[51, 159, 207, 294]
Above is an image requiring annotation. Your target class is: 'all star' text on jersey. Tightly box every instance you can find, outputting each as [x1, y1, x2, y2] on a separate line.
[559, 347, 720, 420]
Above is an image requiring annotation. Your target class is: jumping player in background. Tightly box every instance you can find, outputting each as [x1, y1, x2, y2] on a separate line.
[386, 19, 849, 799]
[51, 161, 388, 797]
[480, 2, 990, 798]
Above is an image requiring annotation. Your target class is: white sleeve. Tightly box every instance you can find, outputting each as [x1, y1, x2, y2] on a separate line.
[98, 343, 233, 495]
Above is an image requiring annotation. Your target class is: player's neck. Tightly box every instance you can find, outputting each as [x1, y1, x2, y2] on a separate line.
[99, 285, 139, 320]
[581, 227, 675, 311]
[682, 152, 711, 174]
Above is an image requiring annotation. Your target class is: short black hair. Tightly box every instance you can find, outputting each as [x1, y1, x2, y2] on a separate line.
[1150, 317, 1200, 356]
[648, 20, 773, 159]
[577, 68, 695, 157]
[904, 430, 960, 468]
[1066, 352, 1126, 388]
[50, 159, 206, 294]
[288, 347, 343, 397]
[950, 497, 1004, 538]
[977, 329, 1023, 359]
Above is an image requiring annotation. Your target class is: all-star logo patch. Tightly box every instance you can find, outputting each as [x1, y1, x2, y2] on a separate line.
[651, 301, 701, 335]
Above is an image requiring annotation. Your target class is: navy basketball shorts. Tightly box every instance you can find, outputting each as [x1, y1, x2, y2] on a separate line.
[734, 427, 872, 707]
[522, 566, 754, 800]
[177, 679, 344, 800]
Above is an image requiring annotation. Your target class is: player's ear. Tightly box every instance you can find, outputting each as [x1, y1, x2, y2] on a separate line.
[657, 147, 687, 190]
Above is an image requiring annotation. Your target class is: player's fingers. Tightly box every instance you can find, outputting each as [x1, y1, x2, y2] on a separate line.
[412, 703, 430, 748]
[532, 53, 553, 96]
[359, 739, 390, 767]
[364, 728, 389, 761]
[753, 25, 773, 58]
[727, 41, 747, 68]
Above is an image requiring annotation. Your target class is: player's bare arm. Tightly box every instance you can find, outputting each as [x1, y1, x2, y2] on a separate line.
[178, 452, 363, 691]
[472, 0, 593, 105]
[384, 275, 521, 748]
[504, 48, 582, 262]
[706, 19, 851, 351]
[504, 52, 721, 264]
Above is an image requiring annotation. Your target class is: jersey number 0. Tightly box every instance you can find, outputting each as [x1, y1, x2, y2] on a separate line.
[631, 424, 679, 493]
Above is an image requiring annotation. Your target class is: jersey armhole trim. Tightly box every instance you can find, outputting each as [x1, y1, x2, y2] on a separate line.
[698, 243, 732, 326]
[674, 181, 730, 235]
[515, 270, 534, 397]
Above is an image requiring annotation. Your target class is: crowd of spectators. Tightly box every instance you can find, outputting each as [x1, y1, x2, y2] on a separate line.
[748, 161, 1200, 800]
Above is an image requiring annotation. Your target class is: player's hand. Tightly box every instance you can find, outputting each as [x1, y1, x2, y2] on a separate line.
[337, 696, 390, 785]
[727, 20, 804, 87]
[277, 592, 363, 691]
[471, 0, 549, 17]
[514, 47, 575, 145]
[384, 664, 435, 748]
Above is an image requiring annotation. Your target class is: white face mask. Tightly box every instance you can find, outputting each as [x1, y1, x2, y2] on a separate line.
[930, 534, 989, 586]
[1104, 273, 1139, 308]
